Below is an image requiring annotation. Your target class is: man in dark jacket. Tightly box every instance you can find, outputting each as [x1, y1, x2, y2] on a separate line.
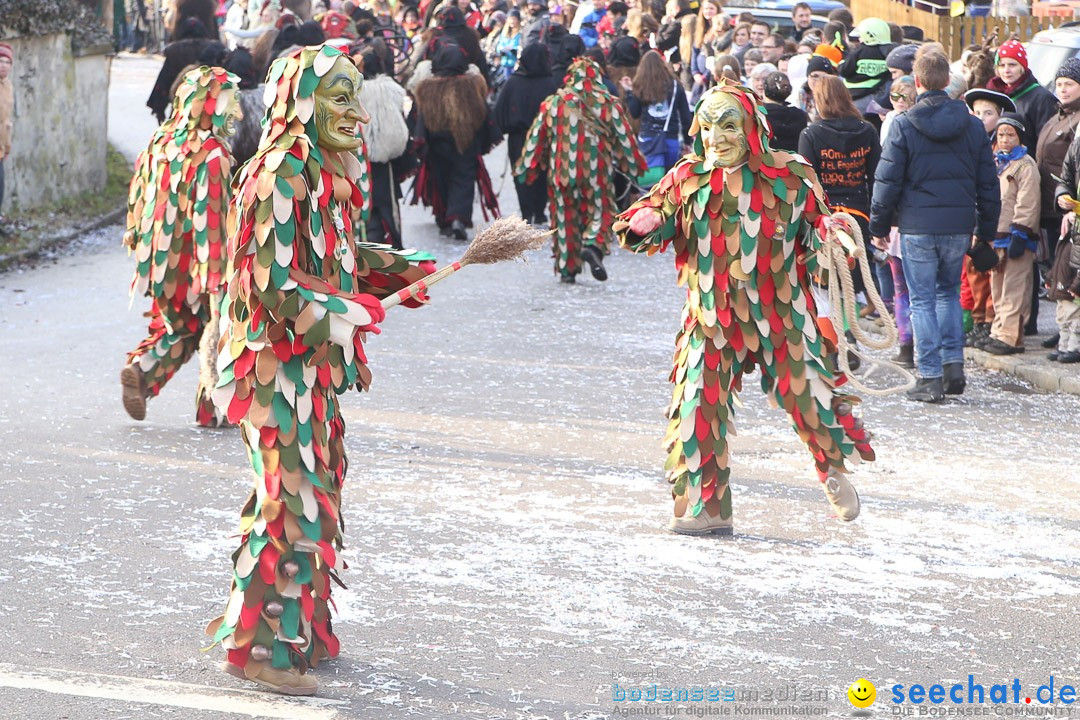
[870, 51, 1000, 403]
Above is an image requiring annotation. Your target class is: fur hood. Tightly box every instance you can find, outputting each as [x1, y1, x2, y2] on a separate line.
[414, 72, 488, 153]
[359, 75, 410, 164]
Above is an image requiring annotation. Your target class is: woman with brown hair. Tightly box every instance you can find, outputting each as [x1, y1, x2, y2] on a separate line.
[728, 22, 752, 60]
[619, 49, 692, 184]
[798, 75, 880, 290]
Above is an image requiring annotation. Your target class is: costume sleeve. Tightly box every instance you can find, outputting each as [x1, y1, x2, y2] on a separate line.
[610, 100, 648, 176]
[352, 244, 438, 308]
[514, 101, 550, 184]
[614, 164, 682, 254]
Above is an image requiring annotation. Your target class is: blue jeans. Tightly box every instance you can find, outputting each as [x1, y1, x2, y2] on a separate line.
[900, 233, 967, 379]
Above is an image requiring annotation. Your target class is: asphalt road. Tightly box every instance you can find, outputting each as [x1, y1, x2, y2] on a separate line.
[0, 54, 1077, 720]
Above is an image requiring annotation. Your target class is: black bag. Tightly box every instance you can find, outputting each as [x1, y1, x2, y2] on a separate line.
[967, 240, 999, 273]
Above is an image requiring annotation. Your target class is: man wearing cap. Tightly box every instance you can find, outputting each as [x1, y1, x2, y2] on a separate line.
[839, 17, 895, 119]
[523, 0, 552, 46]
[870, 51, 1000, 403]
[0, 43, 13, 223]
[885, 43, 916, 81]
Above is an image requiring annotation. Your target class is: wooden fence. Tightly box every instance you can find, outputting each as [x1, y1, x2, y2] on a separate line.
[851, 0, 1059, 60]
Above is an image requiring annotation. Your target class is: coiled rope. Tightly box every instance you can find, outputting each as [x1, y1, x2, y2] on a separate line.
[821, 212, 916, 396]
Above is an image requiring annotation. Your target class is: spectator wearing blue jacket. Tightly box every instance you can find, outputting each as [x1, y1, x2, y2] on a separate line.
[869, 50, 1001, 403]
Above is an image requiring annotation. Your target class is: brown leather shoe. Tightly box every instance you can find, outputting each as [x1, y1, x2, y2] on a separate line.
[222, 661, 318, 696]
[120, 365, 147, 421]
[823, 471, 860, 521]
[668, 511, 734, 536]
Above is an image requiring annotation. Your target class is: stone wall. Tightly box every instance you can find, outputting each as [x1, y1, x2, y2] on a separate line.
[1, 33, 112, 213]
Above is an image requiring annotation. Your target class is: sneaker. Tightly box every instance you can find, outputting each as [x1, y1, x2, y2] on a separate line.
[222, 661, 318, 696]
[906, 376, 944, 403]
[891, 342, 915, 369]
[1060, 350, 1080, 364]
[581, 245, 608, 281]
[450, 220, 468, 241]
[1048, 351, 1061, 362]
[982, 337, 1024, 355]
[668, 511, 734, 536]
[438, 224, 453, 237]
[822, 471, 860, 521]
[120, 365, 148, 420]
[559, 274, 576, 284]
[943, 362, 965, 395]
[1042, 333, 1061, 349]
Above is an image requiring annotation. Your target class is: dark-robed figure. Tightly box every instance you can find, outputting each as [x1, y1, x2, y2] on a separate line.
[495, 43, 558, 225]
[412, 43, 501, 240]
[147, 17, 212, 123]
[424, 6, 490, 81]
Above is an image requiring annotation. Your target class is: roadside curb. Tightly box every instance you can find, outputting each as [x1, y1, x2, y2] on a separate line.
[965, 343, 1080, 397]
[0, 206, 126, 271]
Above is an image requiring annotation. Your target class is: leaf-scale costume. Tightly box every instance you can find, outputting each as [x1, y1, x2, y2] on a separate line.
[615, 83, 872, 536]
[515, 57, 647, 281]
[123, 66, 240, 427]
[205, 45, 435, 694]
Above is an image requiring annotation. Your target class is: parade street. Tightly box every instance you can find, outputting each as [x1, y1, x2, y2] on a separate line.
[0, 55, 1078, 720]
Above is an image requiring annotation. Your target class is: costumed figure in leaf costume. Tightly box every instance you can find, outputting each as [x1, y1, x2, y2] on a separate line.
[515, 56, 647, 284]
[206, 44, 436, 696]
[614, 82, 872, 536]
[121, 66, 242, 427]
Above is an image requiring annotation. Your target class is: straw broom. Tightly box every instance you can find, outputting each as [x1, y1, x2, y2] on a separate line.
[382, 215, 553, 310]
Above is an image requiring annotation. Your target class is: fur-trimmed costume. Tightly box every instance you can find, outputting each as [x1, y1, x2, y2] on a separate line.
[515, 57, 646, 279]
[614, 83, 873, 532]
[205, 45, 436, 680]
[412, 43, 500, 234]
[123, 66, 238, 427]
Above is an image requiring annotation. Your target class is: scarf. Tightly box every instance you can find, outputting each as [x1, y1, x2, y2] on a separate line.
[986, 70, 1040, 100]
[995, 144, 1027, 175]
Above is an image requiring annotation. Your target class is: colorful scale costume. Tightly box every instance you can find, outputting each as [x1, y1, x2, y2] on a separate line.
[515, 57, 646, 280]
[205, 45, 435, 683]
[615, 83, 873, 529]
[123, 66, 238, 426]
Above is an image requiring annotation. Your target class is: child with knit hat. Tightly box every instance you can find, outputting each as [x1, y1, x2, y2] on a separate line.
[976, 113, 1041, 355]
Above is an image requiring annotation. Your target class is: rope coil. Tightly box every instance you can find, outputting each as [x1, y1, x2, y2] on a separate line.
[820, 213, 916, 396]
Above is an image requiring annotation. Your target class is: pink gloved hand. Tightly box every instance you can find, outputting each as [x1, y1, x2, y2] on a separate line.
[629, 208, 663, 236]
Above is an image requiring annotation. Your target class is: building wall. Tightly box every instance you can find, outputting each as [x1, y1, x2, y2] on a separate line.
[2, 33, 111, 213]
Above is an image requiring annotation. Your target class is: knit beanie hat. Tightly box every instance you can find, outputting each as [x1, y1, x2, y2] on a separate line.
[996, 112, 1026, 137]
[996, 40, 1028, 70]
[806, 54, 837, 76]
[1057, 57, 1080, 85]
[886, 44, 917, 75]
[814, 43, 842, 66]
